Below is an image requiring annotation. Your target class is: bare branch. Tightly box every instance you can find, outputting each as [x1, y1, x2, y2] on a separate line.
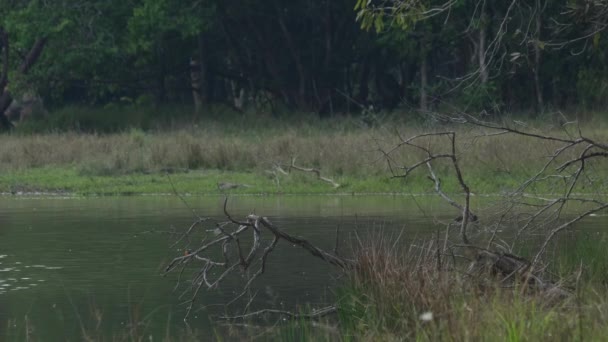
[378, 130, 473, 244]
[218, 305, 337, 321]
[289, 157, 341, 188]
[165, 197, 352, 321]
[426, 162, 476, 222]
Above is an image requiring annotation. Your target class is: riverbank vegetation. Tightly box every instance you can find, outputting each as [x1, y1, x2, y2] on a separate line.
[159, 114, 608, 341]
[1, 112, 607, 195]
[159, 202, 608, 342]
[264, 234, 608, 342]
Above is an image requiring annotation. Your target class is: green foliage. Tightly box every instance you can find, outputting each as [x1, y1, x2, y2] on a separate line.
[457, 81, 502, 112]
[577, 68, 608, 109]
[355, 0, 427, 32]
[127, 0, 215, 63]
[2, 0, 608, 124]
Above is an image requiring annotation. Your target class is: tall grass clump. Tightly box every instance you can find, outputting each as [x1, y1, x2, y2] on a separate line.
[336, 233, 608, 341]
[551, 231, 608, 284]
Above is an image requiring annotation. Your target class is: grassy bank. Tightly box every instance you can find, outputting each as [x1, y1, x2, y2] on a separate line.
[335, 240, 606, 341]
[262, 234, 608, 342]
[1, 112, 608, 195]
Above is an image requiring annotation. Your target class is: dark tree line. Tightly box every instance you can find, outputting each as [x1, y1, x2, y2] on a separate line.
[1, 0, 608, 128]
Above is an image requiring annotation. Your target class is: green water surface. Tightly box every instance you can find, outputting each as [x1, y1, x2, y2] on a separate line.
[0, 195, 605, 340]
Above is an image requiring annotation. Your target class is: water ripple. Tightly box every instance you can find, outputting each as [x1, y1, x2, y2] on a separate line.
[0, 255, 61, 294]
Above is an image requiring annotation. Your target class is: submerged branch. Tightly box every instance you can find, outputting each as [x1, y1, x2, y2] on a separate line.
[218, 305, 337, 321]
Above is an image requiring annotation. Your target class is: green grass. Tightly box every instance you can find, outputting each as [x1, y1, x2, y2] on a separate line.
[552, 232, 608, 283]
[0, 166, 580, 196]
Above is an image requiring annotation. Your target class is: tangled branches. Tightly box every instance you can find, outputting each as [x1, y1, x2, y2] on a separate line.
[457, 114, 608, 264]
[376, 112, 608, 278]
[164, 198, 351, 320]
[379, 130, 476, 245]
[165, 114, 606, 322]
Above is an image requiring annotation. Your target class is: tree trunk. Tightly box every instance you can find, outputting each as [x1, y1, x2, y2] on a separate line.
[275, 2, 307, 109]
[197, 33, 208, 104]
[18, 37, 47, 74]
[356, 56, 371, 106]
[231, 83, 246, 110]
[0, 28, 11, 130]
[244, 17, 290, 106]
[190, 58, 203, 114]
[156, 71, 167, 105]
[479, 2, 489, 85]
[0, 28, 8, 91]
[0, 35, 46, 130]
[533, 46, 543, 114]
[0, 92, 13, 129]
[323, 1, 332, 72]
[533, 0, 544, 114]
[190, 33, 209, 113]
[420, 55, 428, 112]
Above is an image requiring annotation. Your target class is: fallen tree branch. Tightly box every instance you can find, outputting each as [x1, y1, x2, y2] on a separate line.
[426, 162, 477, 223]
[532, 202, 608, 266]
[250, 213, 352, 269]
[164, 114, 607, 324]
[165, 197, 351, 320]
[378, 131, 474, 244]
[372, 118, 605, 300]
[218, 305, 337, 321]
[288, 157, 341, 188]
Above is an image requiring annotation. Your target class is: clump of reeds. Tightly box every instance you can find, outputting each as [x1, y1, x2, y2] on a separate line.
[337, 233, 608, 341]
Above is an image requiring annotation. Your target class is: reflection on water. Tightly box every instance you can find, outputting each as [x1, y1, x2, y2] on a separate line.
[0, 253, 62, 295]
[0, 195, 604, 340]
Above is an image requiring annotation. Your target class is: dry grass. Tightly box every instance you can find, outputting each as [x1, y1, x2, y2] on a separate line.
[0, 129, 379, 177]
[1, 122, 607, 179]
[335, 234, 608, 341]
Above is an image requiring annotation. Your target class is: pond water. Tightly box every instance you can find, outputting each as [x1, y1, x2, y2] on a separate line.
[0, 195, 605, 340]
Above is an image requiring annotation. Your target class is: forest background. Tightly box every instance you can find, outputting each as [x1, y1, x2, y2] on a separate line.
[2, 0, 607, 129]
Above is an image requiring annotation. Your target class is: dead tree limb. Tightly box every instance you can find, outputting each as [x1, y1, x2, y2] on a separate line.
[218, 305, 337, 321]
[164, 114, 606, 322]
[288, 157, 341, 188]
[445, 113, 608, 266]
[266, 158, 340, 188]
[378, 131, 474, 244]
[374, 115, 605, 297]
[165, 197, 351, 320]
